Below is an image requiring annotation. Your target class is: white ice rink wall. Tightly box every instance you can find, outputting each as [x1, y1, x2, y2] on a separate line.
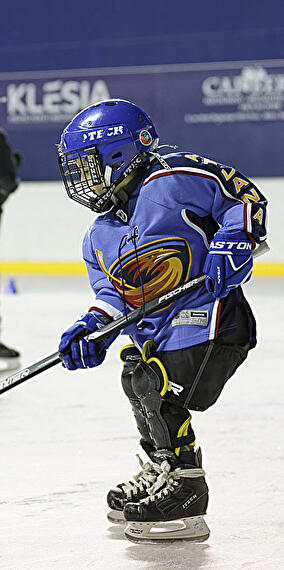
[0, 178, 283, 276]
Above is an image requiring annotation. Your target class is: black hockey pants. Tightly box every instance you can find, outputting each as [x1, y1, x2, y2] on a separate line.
[121, 302, 252, 454]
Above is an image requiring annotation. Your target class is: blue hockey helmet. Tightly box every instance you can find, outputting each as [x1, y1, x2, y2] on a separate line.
[58, 99, 159, 213]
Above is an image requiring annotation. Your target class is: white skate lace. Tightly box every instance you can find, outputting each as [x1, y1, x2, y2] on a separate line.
[141, 460, 206, 504]
[120, 454, 158, 499]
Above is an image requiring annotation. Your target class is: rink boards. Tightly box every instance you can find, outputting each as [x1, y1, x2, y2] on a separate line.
[0, 178, 282, 277]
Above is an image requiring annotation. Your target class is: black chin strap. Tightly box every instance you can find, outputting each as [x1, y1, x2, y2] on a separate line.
[113, 146, 176, 221]
[115, 161, 150, 205]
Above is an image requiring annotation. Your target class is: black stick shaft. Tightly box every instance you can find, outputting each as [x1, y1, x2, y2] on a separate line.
[0, 273, 206, 396]
[0, 352, 61, 395]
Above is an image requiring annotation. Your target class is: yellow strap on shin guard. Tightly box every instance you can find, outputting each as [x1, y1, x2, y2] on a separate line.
[141, 340, 168, 396]
[120, 344, 140, 362]
[175, 414, 195, 456]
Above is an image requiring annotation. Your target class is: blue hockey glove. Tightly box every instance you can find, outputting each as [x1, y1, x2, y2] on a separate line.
[59, 309, 118, 370]
[203, 230, 253, 299]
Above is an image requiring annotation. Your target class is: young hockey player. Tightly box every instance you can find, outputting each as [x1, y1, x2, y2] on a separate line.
[57, 99, 267, 543]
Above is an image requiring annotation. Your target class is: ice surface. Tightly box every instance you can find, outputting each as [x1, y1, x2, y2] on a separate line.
[0, 276, 283, 570]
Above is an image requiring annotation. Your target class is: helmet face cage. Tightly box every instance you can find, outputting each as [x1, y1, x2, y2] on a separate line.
[59, 146, 109, 212]
[58, 99, 159, 213]
[59, 145, 149, 213]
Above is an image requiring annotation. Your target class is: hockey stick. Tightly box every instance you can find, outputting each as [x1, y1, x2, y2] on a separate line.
[0, 273, 206, 396]
[0, 240, 269, 396]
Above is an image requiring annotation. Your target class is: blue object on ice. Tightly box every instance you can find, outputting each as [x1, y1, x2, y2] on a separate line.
[4, 278, 17, 294]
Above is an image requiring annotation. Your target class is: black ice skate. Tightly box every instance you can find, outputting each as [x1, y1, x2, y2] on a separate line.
[0, 342, 20, 371]
[107, 454, 159, 523]
[124, 448, 210, 543]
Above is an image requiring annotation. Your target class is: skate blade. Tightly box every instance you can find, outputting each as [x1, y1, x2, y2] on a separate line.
[0, 357, 20, 372]
[125, 515, 210, 543]
[107, 509, 126, 524]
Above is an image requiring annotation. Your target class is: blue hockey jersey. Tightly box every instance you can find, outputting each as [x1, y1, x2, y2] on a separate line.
[82, 152, 268, 351]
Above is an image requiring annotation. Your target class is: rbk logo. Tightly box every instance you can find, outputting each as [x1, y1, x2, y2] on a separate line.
[168, 381, 184, 396]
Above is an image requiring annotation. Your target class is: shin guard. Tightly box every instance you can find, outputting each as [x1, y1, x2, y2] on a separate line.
[131, 349, 172, 451]
[120, 344, 153, 446]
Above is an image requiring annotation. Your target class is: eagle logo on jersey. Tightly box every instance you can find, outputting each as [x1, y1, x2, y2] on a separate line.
[95, 237, 191, 310]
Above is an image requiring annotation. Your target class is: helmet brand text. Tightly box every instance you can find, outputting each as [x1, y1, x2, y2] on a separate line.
[83, 125, 125, 142]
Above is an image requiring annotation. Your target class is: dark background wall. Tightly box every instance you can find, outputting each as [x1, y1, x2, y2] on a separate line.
[1, 0, 283, 179]
[1, 0, 283, 71]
